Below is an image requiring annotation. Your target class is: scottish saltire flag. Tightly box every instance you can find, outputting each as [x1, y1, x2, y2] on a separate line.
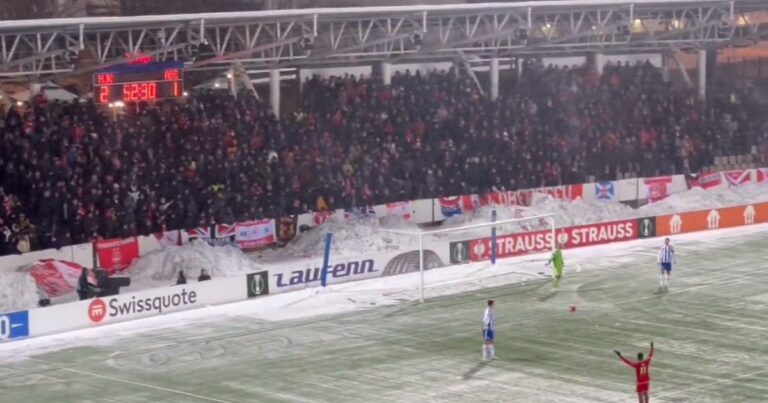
[595, 181, 616, 201]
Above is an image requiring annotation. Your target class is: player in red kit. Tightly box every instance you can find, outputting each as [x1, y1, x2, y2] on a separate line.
[615, 342, 654, 403]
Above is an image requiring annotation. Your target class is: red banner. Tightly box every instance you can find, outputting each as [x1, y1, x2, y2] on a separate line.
[29, 259, 96, 298]
[386, 201, 414, 220]
[154, 230, 182, 248]
[468, 219, 637, 261]
[95, 237, 139, 274]
[687, 172, 722, 190]
[482, 185, 583, 207]
[724, 170, 750, 187]
[313, 211, 335, 225]
[644, 176, 673, 203]
[758, 168, 768, 185]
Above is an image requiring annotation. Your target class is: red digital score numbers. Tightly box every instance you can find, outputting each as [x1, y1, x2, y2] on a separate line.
[95, 68, 183, 104]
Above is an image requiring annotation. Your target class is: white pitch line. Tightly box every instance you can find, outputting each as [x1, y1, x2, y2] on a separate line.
[29, 357, 234, 403]
[657, 367, 768, 398]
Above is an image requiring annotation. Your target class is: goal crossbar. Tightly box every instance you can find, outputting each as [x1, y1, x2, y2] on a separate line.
[379, 213, 556, 302]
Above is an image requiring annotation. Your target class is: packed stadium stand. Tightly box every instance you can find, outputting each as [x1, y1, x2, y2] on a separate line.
[0, 61, 766, 255]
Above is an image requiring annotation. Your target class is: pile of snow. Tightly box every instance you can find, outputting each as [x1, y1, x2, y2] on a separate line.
[0, 269, 39, 312]
[125, 242, 264, 291]
[440, 184, 768, 233]
[443, 195, 636, 229]
[0, 242, 265, 312]
[640, 184, 768, 216]
[261, 184, 768, 259]
[259, 215, 418, 261]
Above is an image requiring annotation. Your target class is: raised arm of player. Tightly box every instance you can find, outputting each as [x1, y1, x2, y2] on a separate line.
[615, 350, 638, 368]
[648, 342, 654, 361]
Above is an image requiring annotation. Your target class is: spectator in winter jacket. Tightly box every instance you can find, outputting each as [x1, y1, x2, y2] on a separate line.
[198, 269, 211, 282]
[77, 268, 92, 300]
[176, 270, 187, 285]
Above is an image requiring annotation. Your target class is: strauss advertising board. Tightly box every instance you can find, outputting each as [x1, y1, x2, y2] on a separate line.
[453, 220, 638, 262]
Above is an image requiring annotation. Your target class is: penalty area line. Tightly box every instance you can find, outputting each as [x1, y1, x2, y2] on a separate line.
[29, 357, 234, 403]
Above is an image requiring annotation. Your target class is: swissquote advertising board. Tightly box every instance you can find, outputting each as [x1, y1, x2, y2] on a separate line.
[24, 275, 248, 338]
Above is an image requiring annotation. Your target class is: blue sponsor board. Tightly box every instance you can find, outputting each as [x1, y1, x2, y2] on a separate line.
[0, 310, 29, 341]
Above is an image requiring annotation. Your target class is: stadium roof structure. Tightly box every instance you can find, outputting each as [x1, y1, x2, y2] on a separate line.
[0, 0, 767, 77]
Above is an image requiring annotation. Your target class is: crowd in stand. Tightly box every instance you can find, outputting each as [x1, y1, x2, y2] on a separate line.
[0, 60, 766, 255]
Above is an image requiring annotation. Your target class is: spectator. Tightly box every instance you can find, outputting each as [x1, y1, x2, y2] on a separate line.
[198, 269, 211, 282]
[76, 268, 92, 300]
[176, 270, 187, 285]
[0, 61, 766, 257]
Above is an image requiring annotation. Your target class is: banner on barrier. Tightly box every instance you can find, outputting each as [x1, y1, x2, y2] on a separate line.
[95, 237, 139, 274]
[29, 259, 96, 298]
[595, 182, 617, 201]
[483, 185, 583, 207]
[724, 170, 751, 187]
[685, 172, 722, 190]
[277, 216, 298, 244]
[644, 176, 673, 203]
[188, 224, 236, 246]
[386, 202, 414, 220]
[439, 197, 465, 217]
[758, 168, 768, 185]
[154, 230, 182, 248]
[236, 220, 276, 249]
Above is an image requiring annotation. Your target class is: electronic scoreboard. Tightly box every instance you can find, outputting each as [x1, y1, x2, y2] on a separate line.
[93, 61, 184, 104]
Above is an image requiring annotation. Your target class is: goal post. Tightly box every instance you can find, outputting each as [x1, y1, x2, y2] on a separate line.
[380, 211, 556, 302]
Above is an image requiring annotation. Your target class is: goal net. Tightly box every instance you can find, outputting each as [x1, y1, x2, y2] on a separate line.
[379, 210, 556, 302]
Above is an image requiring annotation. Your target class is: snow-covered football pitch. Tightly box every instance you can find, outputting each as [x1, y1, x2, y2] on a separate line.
[2, 223, 768, 403]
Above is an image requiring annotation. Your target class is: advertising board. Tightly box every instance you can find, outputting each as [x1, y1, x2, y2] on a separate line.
[0, 311, 29, 342]
[267, 249, 445, 293]
[27, 275, 246, 338]
[466, 220, 637, 262]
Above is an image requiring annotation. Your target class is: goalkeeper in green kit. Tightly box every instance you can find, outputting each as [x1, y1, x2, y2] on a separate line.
[546, 243, 564, 292]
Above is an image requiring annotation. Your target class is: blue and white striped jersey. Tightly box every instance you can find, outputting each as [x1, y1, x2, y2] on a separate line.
[483, 308, 496, 331]
[658, 245, 675, 264]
